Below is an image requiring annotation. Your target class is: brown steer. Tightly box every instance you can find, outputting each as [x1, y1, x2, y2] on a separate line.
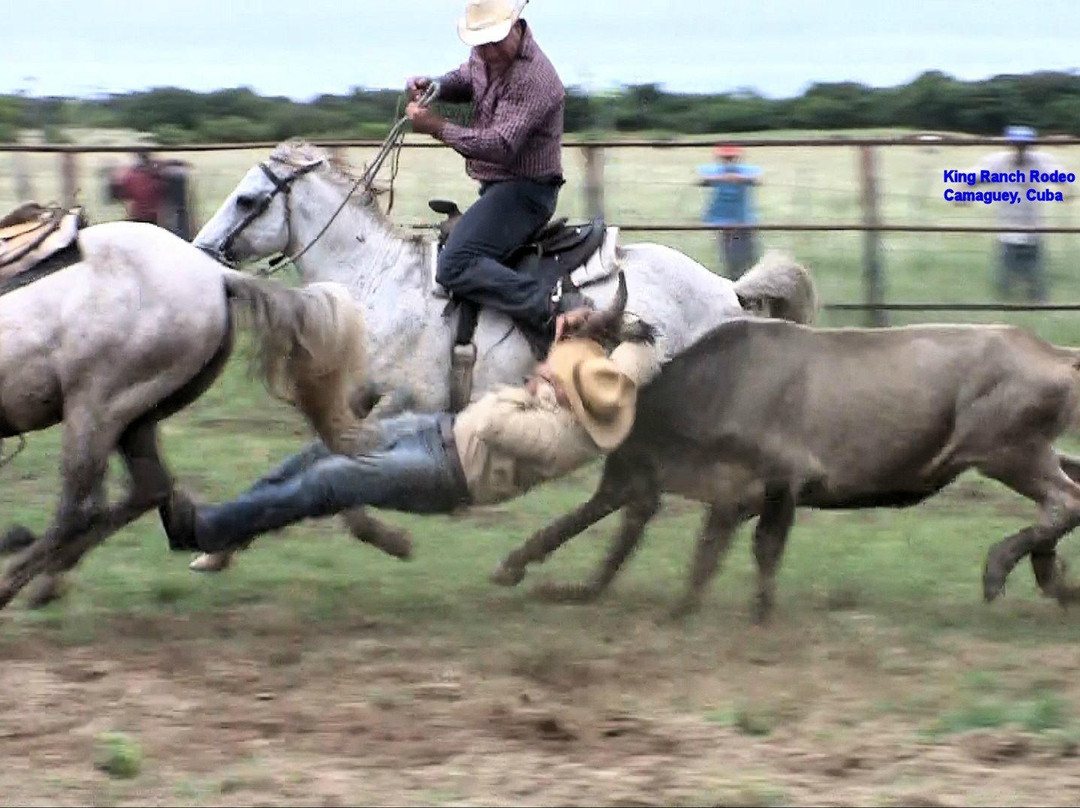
[493, 317, 1080, 622]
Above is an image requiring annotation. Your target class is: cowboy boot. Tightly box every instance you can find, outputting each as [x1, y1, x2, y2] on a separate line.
[191, 474, 330, 555]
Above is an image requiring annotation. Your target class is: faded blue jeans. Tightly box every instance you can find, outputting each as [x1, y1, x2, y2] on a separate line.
[193, 413, 470, 554]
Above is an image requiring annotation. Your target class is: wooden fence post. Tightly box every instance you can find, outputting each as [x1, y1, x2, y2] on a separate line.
[12, 151, 33, 201]
[60, 151, 78, 207]
[859, 145, 886, 327]
[583, 144, 605, 219]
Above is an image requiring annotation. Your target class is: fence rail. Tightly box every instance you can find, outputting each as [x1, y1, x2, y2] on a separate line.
[6, 134, 1080, 324]
[3, 135, 1080, 153]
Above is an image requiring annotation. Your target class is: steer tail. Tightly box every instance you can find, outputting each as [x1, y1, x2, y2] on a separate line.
[222, 271, 376, 453]
[733, 250, 819, 325]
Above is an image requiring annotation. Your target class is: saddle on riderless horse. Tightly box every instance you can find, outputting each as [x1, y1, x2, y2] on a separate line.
[0, 203, 87, 297]
[426, 199, 624, 411]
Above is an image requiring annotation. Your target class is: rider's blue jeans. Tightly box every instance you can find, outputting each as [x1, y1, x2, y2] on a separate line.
[435, 178, 561, 330]
[192, 413, 470, 554]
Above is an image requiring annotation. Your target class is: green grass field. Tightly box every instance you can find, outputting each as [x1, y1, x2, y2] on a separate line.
[3, 129, 1080, 805]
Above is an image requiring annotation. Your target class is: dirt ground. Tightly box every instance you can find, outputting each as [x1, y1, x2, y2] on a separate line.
[2, 603, 1079, 808]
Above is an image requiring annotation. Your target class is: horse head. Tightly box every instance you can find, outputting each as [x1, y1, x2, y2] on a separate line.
[193, 142, 326, 267]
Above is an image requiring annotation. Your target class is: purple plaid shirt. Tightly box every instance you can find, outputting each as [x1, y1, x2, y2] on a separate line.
[435, 21, 565, 183]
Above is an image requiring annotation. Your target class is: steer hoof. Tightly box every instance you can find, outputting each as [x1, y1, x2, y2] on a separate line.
[490, 561, 526, 587]
[982, 558, 1008, 602]
[189, 553, 232, 573]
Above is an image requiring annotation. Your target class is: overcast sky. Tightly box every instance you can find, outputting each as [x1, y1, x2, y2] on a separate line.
[5, 0, 1078, 99]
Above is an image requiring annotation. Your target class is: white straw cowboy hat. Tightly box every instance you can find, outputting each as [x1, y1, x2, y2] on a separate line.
[457, 0, 528, 47]
[546, 339, 638, 451]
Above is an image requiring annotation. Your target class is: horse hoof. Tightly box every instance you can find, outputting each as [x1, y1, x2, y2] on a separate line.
[372, 529, 414, 561]
[490, 561, 526, 587]
[189, 553, 231, 573]
[25, 575, 66, 609]
[0, 525, 36, 555]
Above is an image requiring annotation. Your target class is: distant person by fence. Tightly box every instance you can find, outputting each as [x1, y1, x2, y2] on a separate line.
[697, 144, 763, 279]
[964, 126, 1071, 303]
[108, 149, 194, 239]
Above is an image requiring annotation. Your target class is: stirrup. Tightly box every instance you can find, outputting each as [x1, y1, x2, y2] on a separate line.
[450, 343, 477, 413]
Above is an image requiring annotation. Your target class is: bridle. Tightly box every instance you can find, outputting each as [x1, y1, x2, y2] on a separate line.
[201, 81, 441, 276]
[205, 159, 323, 272]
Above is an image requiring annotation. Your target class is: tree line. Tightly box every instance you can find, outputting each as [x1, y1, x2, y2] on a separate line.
[2, 70, 1079, 144]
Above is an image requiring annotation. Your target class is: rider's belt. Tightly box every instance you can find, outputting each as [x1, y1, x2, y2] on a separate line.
[438, 414, 473, 508]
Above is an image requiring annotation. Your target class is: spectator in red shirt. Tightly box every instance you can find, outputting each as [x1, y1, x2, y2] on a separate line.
[404, 0, 591, 345]
[109, 149, 165, 225]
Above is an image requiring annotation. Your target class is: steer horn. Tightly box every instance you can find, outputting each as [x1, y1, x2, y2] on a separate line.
[561, 272, 633, 347]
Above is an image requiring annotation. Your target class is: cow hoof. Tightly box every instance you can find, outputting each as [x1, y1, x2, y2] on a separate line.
[490, 561, 526, 587]
[189, 553, 232, 573]
[0, 525, 36, 555]
[25, 575, 66, 609]
[982, 559, 1008, 602]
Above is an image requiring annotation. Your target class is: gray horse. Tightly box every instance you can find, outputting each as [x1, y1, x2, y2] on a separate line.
[0, 220, 368, 608]
[191, 139, 819, 571]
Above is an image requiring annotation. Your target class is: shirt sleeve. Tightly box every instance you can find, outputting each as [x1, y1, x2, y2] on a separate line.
[438, 84, 555, 164]
[436, 62, 473, 104]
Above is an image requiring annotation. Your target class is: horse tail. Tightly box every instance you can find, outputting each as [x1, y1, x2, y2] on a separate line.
[733, 249, 819, 325]
[222, 271, 376, 453]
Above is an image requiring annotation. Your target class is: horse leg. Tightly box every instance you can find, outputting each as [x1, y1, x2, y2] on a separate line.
[981, 447, 1080, 603]
[491, 480, 626, 587]
[534, 483, 661, 604]
[750, 485, 797, 624]
[341, 508, 414, 560]
[0, 412, 113, 611]
[669, 503, 747, 620]
[31, 419, 174, 602]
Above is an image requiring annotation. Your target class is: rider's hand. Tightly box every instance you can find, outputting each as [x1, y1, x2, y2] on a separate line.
[406, 76, 432, 102]
[554, 308, 593, 342]
[407, 103, 445, 137]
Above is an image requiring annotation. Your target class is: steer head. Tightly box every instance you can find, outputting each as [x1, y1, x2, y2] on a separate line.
[557, 272, 656, 350]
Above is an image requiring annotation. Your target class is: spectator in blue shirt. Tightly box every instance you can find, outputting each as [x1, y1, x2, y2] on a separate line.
[698, 144, 763, 279]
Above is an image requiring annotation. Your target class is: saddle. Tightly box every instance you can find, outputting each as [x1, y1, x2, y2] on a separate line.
[427, 199, 623, 411]
[0, 203, 86, 297]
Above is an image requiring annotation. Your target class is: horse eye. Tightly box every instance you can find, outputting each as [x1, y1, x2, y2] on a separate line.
[235, 194, 257, 211]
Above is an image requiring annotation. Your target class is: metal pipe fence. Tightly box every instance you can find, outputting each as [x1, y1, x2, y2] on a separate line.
[4, 135, 1079, 324]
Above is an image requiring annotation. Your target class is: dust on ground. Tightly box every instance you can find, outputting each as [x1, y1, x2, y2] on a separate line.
[2, 602, 1079, 807]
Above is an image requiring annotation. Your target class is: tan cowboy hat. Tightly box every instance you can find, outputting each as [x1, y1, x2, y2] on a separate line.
[457, 0, 527, 47]
[546, 339, 638, 451]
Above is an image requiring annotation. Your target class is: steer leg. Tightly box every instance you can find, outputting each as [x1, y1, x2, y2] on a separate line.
[751, 484, 797, 623]
[981, 447, 1080, 603]
[534, 482, 661, 604]
[669, 503, 747, 620]
[492, 486, 626, 587]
